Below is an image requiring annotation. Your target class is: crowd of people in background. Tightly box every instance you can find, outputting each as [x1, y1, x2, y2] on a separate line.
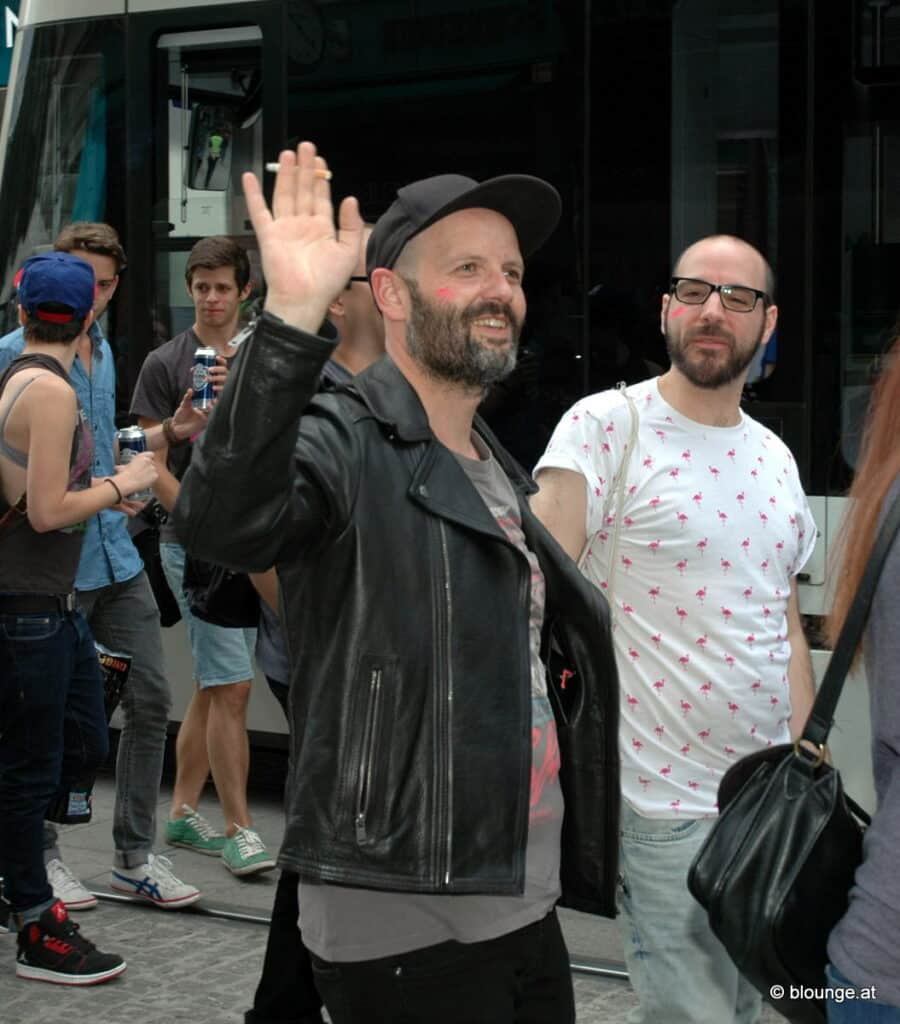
[0, 142, 896, 1023]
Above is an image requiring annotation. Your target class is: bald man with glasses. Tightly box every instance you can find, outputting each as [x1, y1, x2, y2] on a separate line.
[532, 234, 817, 1024]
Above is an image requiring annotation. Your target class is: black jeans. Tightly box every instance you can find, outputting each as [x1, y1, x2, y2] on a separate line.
[309, 909, 574, 1024]
[246, 679, 323, 1024]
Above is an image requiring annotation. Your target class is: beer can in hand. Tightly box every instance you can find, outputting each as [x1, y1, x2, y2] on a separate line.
[192, 346, 217, 410]
[116, 425, 153, 501]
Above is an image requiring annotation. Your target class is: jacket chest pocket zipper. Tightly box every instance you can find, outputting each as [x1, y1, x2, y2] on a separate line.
[355, 668, 383, 844]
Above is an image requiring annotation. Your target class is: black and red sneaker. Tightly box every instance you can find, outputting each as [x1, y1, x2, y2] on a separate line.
[15, 900, 126, 985]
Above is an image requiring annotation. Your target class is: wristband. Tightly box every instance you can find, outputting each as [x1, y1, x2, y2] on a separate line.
[104, 477, 124, 504]
[162, 416, 186, 447]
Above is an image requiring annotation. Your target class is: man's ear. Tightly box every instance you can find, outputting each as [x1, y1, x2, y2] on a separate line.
[328, 294, 346, 322]
[240, 281, 252, 302]
[371, 269, 408, 323]
[660, 293, 670, 336]
[17, 304, 26, 327]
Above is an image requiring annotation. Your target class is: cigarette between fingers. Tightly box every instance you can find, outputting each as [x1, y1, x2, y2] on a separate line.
[265, 162, 332, 180]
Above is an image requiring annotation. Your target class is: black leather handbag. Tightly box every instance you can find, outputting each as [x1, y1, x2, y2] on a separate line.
[688, 491, 900, 1024]
[183, 553, 260, 629]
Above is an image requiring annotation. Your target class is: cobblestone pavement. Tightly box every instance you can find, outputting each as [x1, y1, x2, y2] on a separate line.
[0, 777, 786, 1024]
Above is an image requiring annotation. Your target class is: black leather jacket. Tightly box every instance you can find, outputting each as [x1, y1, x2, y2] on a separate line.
[173, 313, 620, 916]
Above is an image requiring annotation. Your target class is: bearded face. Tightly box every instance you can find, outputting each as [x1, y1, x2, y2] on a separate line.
[663, 310, 765, 390]
[403, 277, 522, 390]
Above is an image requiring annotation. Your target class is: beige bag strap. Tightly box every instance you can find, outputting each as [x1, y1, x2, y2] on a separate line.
[577, 382, 640, 617]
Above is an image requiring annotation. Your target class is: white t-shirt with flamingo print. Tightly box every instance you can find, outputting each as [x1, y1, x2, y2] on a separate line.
[534, 378, 817, 818]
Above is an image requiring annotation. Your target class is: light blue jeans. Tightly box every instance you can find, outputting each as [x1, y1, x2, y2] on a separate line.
[617, 801, 761, 1024]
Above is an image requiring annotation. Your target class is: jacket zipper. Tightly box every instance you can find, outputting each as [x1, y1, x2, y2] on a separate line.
[439, 520, 454, 887]
[355, 667, 383, 844]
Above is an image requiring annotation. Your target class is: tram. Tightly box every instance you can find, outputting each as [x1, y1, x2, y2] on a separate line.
[0, 1, 893, 790]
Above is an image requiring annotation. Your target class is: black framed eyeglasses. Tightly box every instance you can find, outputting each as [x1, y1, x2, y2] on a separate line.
[670, 277, 768, 314]
[345, 276, 368, 290]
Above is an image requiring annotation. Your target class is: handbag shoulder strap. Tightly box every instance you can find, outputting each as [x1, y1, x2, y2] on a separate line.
[802, 487, 900, 747]
[577, 382, 639, 606]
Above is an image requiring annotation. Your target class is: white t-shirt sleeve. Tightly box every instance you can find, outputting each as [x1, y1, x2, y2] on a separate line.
[534, 392, 631, 540]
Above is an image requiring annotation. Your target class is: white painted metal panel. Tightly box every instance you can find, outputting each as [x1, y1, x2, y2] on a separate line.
[21, 0, 125, 27]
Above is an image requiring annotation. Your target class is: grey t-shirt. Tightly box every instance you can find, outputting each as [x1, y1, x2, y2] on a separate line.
[298, 433, 563, 962]
[827, 479, 900, 1005]
[130, 328, 213, 544]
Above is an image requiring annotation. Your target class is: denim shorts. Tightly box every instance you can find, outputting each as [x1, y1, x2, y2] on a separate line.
[159, 542, 256, 688]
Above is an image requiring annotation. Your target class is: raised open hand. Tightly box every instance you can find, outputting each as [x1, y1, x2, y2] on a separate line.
[242, 141, 364, 333]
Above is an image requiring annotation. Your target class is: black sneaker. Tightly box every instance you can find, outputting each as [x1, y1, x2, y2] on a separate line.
[15, 900, 126, 985]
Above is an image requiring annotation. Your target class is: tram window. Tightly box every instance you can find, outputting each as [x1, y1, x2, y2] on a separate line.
[155, 27, 263, 240]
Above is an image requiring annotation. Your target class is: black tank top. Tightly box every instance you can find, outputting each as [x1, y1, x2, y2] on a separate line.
[0, 353, 95, 594]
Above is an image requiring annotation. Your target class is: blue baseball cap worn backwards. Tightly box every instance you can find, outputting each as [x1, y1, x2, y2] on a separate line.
[17, 252, 96, 323]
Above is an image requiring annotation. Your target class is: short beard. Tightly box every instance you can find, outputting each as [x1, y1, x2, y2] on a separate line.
[403, 278, 521, 391]
[665, 318, 764, 389]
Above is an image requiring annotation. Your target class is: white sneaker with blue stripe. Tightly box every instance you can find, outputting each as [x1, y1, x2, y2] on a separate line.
[110, 854, 201, 909]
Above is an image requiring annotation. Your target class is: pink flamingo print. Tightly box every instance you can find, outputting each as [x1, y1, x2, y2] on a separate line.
[601, 441, 611, 454]
[582, 443, 591, 455]
[695, 586, 707, 604]
[762, 605, 772, 619]
[598, 531, 609, 543]
[698, 728, 711, 742]
[727, 701, 740, 717]
[721, 557, 732, 574]
[594, 485, 602, 497]
[648, 586, 661, 603]
[675, 559, 688, 575]
[628, 484, 638, 496]
[709, 465, 720, 481]
[692, 491, 703, 506]
[724, 746, 737, 756]
[571, 413, 580, 422]
[643, 456, 654, 469]
[654, 725, 666, 738]
[659, 764, 672, 777]
[760, 559, 770, 575]
[648, 539, 661, 554]
[675, 606, 688, 625]
[789, 514, 797, 528]
[746, 633, 756, 647]
[652, 678, 666, 694]
[623, 516, 635, 528]
[743, 586, 753, 600]
[695, 634, 708, 648]
[757, 455, 764, 465]
[724, 653, 736, 670]
[676, 511, 689, 528]
[670, 799, 682, 813]
[627, 647, 639, 663]
[605, 422, 615, 433]
[680, 742, 691, 755]
[669, 468, 680, 479]
[654, 429, 666, 442]
[741, 537, 751, 555]
[651, 632, 661, 648]
[720, 606, 733, 623]
[769, 496, 777, 508]
[621, 555, 633, 572]
[626, 693, 640, 709]
[750, 725, 757, 737]
[750, 468, 759, 481]
[632, 737, 643, 752]
[648, 495, 661, 507]
[727, 448, 736, 462]
[688, 780, 700, 790]
[699, 681, 712, 699]
[750, 680, 761, 694]
[736, 490, 745, 507]
[622, 602, 635, 617]
[638, 776, 652, 790]
[696, 537, 708, 556]
[682, 449, 692, 461]
[770, 696, 780, 708]
[758, 511, 769, 527]
[718, 510, 728, 525]
[678, 653, 691, 668]
[680, 700, 693, 716]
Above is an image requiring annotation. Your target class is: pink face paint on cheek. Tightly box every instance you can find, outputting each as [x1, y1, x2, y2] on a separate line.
[434, 288, 455, 301]
[668, 306, 687, 319]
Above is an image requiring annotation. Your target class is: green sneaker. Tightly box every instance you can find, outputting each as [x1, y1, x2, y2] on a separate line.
[165, 804, 226, 856]
[222, 826, 276, 877]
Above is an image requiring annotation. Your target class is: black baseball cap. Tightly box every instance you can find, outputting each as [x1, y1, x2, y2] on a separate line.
[366, 173, 561, 276]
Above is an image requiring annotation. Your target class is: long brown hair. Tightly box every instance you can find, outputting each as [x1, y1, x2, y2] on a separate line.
[827, 336, 900, 648]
